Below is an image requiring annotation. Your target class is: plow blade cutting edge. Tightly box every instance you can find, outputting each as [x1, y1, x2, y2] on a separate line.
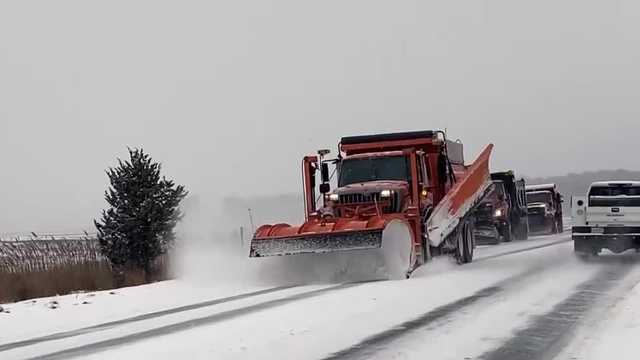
[250, 228, 384, 257]
[250, 220, 414, 280]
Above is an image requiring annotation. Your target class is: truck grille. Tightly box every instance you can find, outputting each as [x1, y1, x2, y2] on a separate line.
[528, 207, 544, 215]
[339, 192, 400, 213]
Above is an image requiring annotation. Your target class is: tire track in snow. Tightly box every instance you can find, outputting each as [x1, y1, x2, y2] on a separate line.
[473, 235, 571, 263]
[479, 256, 639, 360]
[6, 237, 569, 357]
[27, 281, 375, 360]
[322, 267, 547, 360]
[0, 285, 298, 353]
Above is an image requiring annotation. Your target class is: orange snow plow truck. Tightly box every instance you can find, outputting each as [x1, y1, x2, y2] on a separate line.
[250, 130, 494, 278]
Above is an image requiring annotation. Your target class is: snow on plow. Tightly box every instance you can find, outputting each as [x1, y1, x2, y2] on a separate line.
[251, 219, 414, 280]
[250, 222, 385, 257]
[249, 130, 494, 276]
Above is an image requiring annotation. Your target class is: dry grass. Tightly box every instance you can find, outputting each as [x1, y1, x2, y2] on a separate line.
[0, 239, 102, 273]
[0, 240, 170, 303]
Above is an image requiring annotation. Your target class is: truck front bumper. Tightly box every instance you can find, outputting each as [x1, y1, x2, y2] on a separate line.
[475, 225, 500, 242]
[474, 220, 507, 244]
[572, 226, 640, 254]
[529, 214, 554, 234]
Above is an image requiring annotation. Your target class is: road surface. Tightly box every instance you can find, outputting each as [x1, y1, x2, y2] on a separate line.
[2, 232, 640, 360]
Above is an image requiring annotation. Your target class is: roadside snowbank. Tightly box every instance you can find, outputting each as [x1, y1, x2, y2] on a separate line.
[0, 280, 268, 343]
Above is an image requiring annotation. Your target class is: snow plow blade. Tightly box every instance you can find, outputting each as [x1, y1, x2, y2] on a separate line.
[250, 219, 387, 257]
[427, 144, 494, 247]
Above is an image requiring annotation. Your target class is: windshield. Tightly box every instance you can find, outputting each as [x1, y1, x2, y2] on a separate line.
[338, 156, 409, 187]
[589, 185, 640, 207]
[527, 191, 552, 205]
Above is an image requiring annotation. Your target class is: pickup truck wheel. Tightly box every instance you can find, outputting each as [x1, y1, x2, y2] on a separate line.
[575, 251, 599, 262]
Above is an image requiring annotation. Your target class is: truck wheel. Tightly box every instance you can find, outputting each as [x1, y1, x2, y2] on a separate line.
[521, 218, 530, 240]
[421, 237, 431, 265]
[502, 223, 513, 243]
[457, 220, 475, 264]
[513, 218, 529, 241]
[575, 250, 599, 262]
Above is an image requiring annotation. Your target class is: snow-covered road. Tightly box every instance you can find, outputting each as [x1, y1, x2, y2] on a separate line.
[3, 232, 640, 360]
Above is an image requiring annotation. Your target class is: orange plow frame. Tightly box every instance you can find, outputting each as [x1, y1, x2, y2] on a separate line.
[250, 217, 390, 257]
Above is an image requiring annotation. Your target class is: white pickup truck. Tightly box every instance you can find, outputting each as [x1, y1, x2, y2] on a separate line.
[572, 181, 640, 256]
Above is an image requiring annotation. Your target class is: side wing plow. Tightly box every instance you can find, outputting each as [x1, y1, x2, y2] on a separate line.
[426, 144, 494, 247]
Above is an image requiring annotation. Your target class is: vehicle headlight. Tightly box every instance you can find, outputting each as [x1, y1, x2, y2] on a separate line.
[494, 209, 503, 217]
[380, 190, 393, 198]
[328, 193, 339, 202]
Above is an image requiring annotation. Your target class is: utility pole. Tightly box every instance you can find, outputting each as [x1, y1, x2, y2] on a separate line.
[248, 208, 256, 233]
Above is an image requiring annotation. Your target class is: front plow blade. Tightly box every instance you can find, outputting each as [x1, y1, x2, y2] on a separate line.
[250, 220, 415, 280]
[250, 229, 383, 257]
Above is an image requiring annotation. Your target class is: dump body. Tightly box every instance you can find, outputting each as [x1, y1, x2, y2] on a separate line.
[526, 184, 563, 235]
[250, 130, 493, 274]
[475, 172, 529, 244]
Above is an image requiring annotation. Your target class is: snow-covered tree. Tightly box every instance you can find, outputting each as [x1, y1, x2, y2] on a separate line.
[95, 148, 187, 281]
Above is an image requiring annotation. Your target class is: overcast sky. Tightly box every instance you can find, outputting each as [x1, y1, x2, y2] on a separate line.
[2, 0, 639, 233]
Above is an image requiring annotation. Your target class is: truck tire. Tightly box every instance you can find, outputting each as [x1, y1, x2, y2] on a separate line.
[557, 218, 564, 234]
[502, 223, 513, 243]
[575, 248, 599, 261]
[457, 219, 475, 264]
[512, 218, 527, 241]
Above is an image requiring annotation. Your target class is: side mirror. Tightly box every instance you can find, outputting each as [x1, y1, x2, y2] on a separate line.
[320, 183, 331, 194]
[320, 162, 331, 194]
[321, 163, 330, 183]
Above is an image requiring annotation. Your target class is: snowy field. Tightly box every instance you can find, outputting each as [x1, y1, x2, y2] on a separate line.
[2, 232, 640, 360]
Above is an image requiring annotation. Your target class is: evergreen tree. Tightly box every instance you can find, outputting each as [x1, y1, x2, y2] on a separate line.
[95, 148, 187, 281]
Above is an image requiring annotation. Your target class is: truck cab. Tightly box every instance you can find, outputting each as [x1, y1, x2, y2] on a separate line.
[326, 138, 462, 220]
[328, 152, 418, 217]
[474, 180, 510, 244]
[573, 181, 640, 255]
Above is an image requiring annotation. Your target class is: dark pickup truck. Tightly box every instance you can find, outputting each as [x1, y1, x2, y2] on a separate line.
[475, 172, 529, 244]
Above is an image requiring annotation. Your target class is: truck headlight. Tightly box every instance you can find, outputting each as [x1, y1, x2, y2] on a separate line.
[380, 190, 393, 198]
[328, 193, 339, 202]
[494, 209, 503, 217]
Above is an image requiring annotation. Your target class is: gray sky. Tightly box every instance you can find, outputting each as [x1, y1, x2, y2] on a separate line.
[2, 0, 640, 233]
